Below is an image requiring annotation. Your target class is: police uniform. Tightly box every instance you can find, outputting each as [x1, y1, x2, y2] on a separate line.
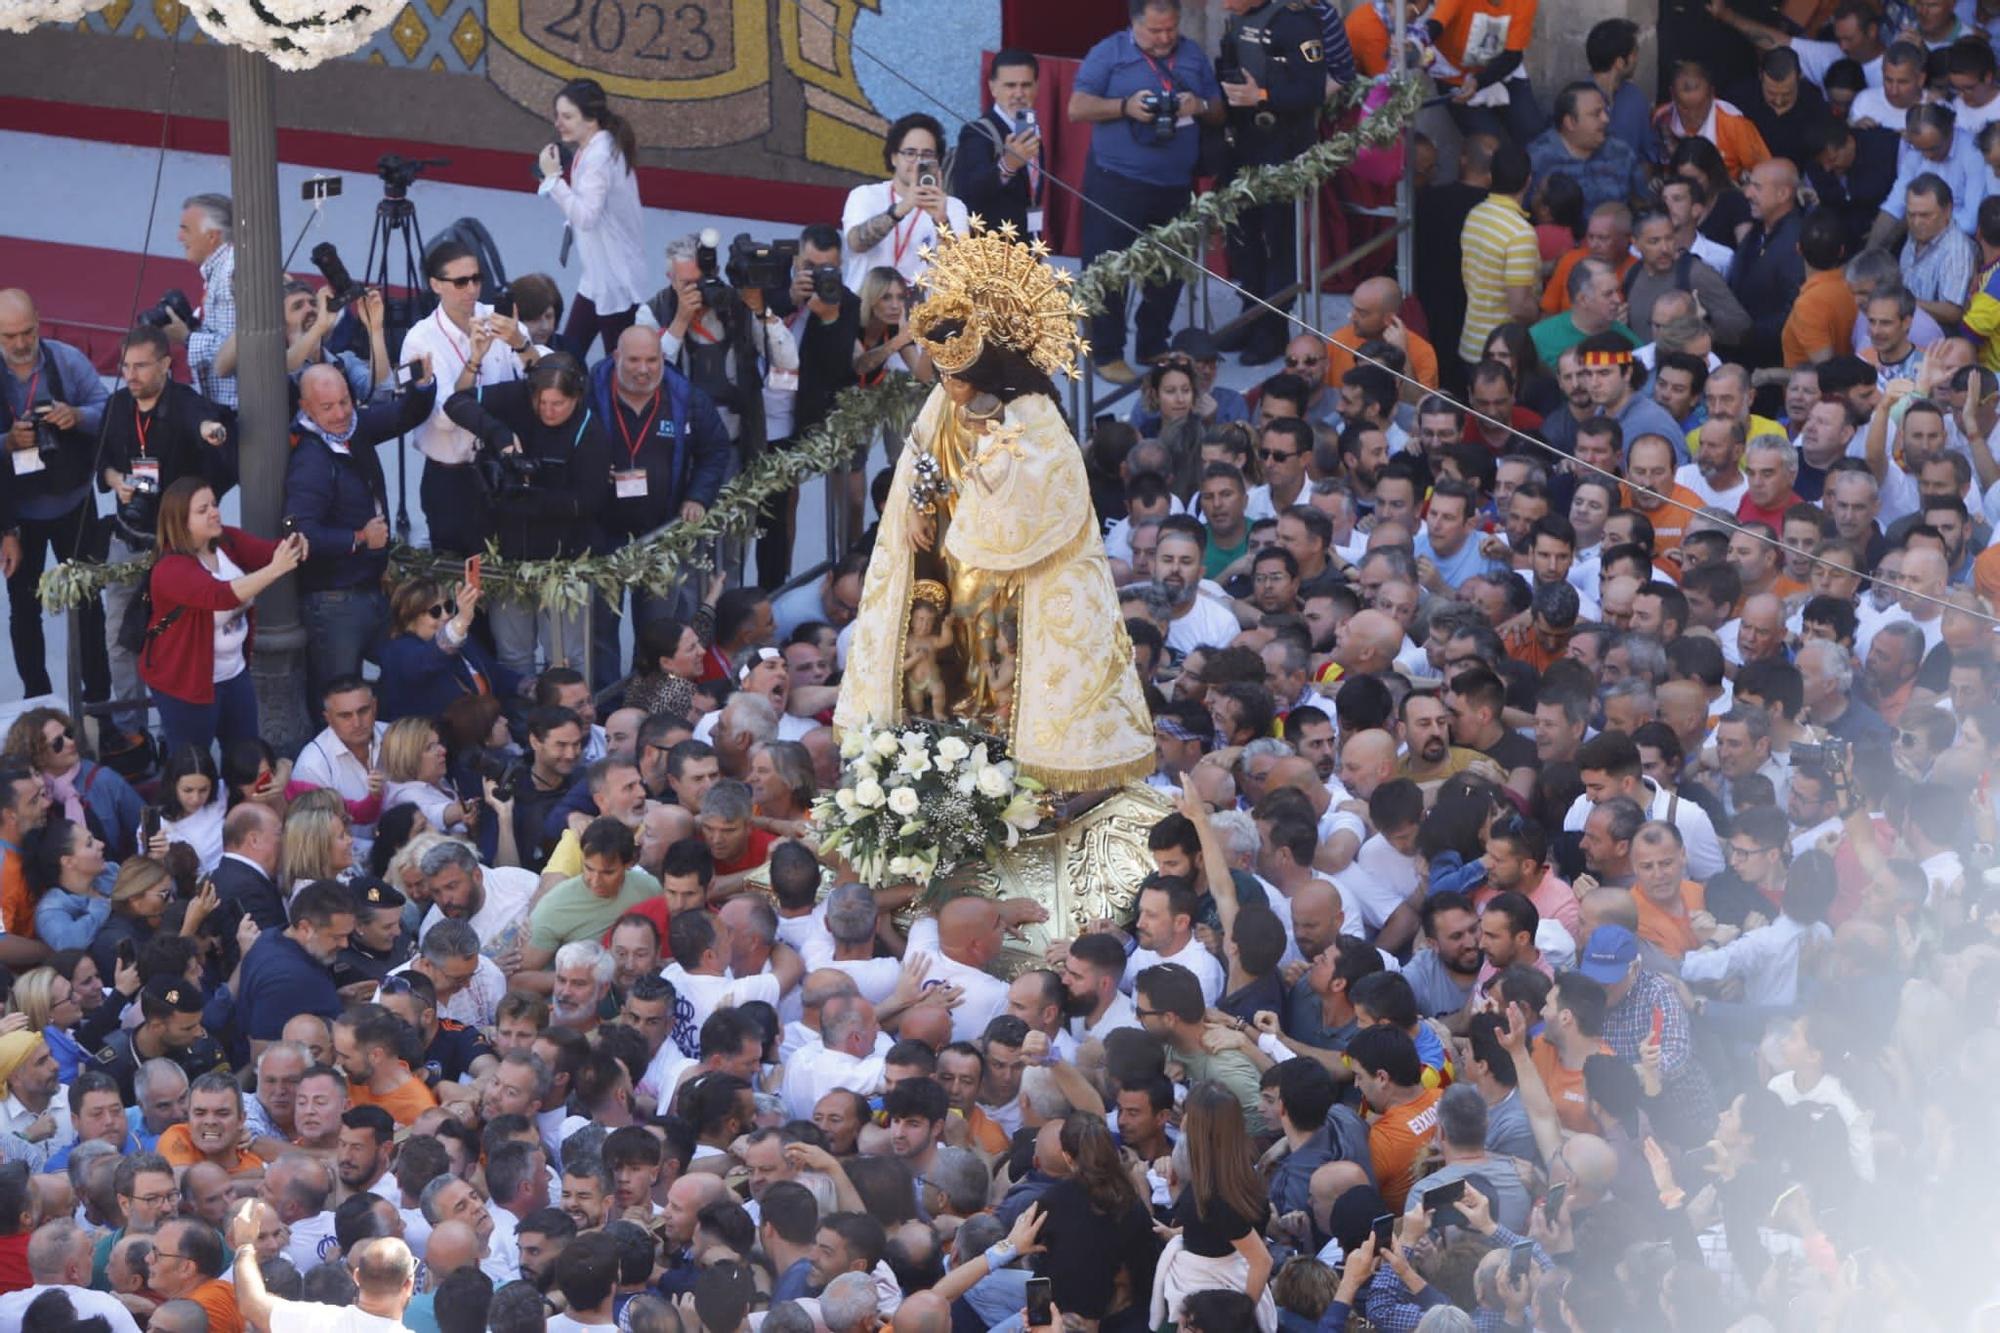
[94, 982, 228, 1104]
[332, 881, 415, 989]
[422, 1017, 496, 1085]
[1218, 0, 1326, 362]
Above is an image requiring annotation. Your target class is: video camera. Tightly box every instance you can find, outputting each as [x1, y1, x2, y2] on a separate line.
[692, 229, 802, 309]
[309, 242, 368, 311]
[137, 289, 199, 333]
[376, 153, 450, 200]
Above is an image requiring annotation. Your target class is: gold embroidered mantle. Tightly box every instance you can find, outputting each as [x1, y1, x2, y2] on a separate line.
[834, 385, 1154, 791]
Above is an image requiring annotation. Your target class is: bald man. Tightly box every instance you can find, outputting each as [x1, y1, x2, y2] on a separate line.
[1266, 755, 1365, 875]
[1656, 681, 1710, 760]
[1730, 593, 1788, 668]
[1732, 158, 1805, 365]
[424, 1218, 483, 1286]
[1337, 730, 1398, 802]
[0, 287, 111, 702]
[1331, 610, 1403, 677]
[893, 1291, 952, 1333]
[905, 895, 1033, 1043]
[1327, 277, 1439, 388]
[284, 351, 437, 701]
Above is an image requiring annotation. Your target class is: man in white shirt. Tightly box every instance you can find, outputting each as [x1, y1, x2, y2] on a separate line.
[261, 1152, 341, 1273]
[290, 677, 391, 860]
[1061, 931, 1145, 1043]
[840, 113, 971, 291]
[1155, 526, 1241, 657]
[415, 840, 541, 965]
[904, 898, 1025, 1043]
[398, 239, 545, 554]
[0, 1035, 69, 1149]
[1118, 874, 1226, 1006]
[660, 911, 783, 1060]
[1563, 731, 1725, 878]
[0, 1219, 142, 1331]
[1678, 869, 1833, 1007]
[800, 884, 905, 1003]
[781, 994, 889, 1121]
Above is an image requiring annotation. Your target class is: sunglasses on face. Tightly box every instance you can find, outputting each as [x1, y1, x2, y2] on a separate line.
[438, 273, 483, 289]
[47, 728, 72, 754]
[425, 602, 459, 620]
[1258, 448, 1300, 462]
[1284, 356, 1322, 368]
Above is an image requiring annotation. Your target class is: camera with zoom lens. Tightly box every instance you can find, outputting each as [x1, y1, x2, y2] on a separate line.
[725, 235, 801, 292]
[474, 750, 523, 804]
[478, 448, 558, 499]
[1138, 89, 1179, 144]
[138, 289, 199, 332]
[114, 490, 160, 548]
[309, 242, 367, 311]
[694, 230, 735, 311]
[810, 264, 843, 303]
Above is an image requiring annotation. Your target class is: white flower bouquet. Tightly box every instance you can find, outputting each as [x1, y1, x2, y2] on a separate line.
[813, 723, 1046, 887]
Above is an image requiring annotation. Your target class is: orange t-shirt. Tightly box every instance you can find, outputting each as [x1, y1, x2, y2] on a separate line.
[190, 1277, 242, 1333]
[157, 1123, 264, 1176]
[1632, 880, 1707, 960]
[1369, 1086, 1443, 1213]
[1542, 249, 1639, 316]
[350, 1067, 441, 1126]
[1325, 323, 1441, 390]
[1532, 1038, 1613, 1133]
[1345, 6, 1393, 77]
[0, 849, 30, 940]
[1781, 269, 1858, 368]
[1431, 0, 1538, 83]
[963, 1106, 1011, 1156]
[1623, 484, 1708, 553]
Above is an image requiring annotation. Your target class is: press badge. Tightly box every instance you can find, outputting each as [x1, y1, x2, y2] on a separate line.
[613, 468, 649, 499]
[1029, 209, 1046, 236]
[11, 449, 43, 476]
[131, 459, 161, 487]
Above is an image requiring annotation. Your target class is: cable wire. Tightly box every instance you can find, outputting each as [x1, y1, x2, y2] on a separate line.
[785, 0, 1998, 630]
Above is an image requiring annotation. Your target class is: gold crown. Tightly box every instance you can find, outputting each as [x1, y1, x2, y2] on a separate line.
[911, 218, 1090, 381]
[911, 579, 949, 611]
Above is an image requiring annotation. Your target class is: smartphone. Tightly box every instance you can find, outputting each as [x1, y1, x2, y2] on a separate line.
[1509, 1240, 1533, 1282]
[141, 808, 161, 844]
[301, 176, 342, 202]
[1543, 1183, 1567, 1223]
[491, 287, 515, 320]
[1371, 1213, 1396, 1250]
[395, 360, 422, 388]
[1025, 1276, 1053, 1328]
[1426, 1180, 1466, 1209]
[918, 170, 939, 190]
[116, 939, 136, 971]
[465, 554, 483, 593]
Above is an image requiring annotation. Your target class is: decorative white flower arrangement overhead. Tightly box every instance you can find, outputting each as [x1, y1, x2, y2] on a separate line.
[188, 0, 404, 69]
[0, 0, 117, 35]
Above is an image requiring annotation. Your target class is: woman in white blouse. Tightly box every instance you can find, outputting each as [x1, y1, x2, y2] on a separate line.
[537, 78, 647, 357]
[380, 716, 472, 837]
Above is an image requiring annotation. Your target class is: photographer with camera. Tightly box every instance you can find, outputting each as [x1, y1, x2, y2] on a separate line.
[99, 324, 238, 742]
[1216, 0, 1327, 366]
[954, 49, 1046, 241]
[401, 240, 547, 556]
[442, 354, 612, 677]
[840, 113, 971, 292]
[585, 327, 734, 690]
[645, 233, 799, 473]
[1068, 0, 1225, 384]
[283, 359, 438, 706]
[160, 193, 238, 408]
[284, 280, 392, 404]
[0, 287, 111, 706]
[757, 223, 860, 588]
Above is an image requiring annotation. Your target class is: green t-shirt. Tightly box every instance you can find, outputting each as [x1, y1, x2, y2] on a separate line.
[1204, 533, 1249, 580]
[1176, 1043, 1271, 1136]
[528, 867, 661, 952]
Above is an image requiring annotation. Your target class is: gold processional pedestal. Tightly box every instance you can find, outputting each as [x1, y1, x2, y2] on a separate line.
[917, 782, 1172, 975]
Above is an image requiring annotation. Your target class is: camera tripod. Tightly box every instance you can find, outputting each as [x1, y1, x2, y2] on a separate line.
[363, 192, 430, 543]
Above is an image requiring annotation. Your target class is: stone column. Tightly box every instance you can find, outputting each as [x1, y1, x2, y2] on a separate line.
[226, 47, 310, 750]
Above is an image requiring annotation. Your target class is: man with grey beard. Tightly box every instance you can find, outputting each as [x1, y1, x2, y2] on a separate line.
[1154, 525, 1239, 658]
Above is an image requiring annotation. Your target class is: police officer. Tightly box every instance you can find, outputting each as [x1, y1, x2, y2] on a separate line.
[1218, 0, 1327, 366]
[332, 879, 415, 989]
[95, 978, 228, 1104]
[1069, 0, 1226, 384]
[378, 970, 497, 1085]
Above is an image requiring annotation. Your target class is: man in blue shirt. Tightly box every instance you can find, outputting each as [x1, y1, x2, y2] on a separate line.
[237, 880, 356, 1043]
[1069, 0, 1225, 383]
[1416, 480, 1510, 592]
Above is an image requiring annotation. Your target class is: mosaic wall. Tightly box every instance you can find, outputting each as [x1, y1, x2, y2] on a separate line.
[72, 0, 1000, 176]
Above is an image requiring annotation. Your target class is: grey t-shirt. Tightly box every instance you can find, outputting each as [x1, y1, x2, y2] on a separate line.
[1484, 1090, 1541, 1166]
[1410, 1154, 1534, 1234]
[1400, 950, 1475, 1019]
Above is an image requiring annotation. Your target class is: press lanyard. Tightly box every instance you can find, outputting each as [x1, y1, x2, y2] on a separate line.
[616, 391, 661, 465]
[890, 192, 925, 270]
[1141, 49, 1177, 95]
[133, 404, 153, 456]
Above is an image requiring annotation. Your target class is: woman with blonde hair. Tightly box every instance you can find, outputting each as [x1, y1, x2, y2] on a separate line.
[1151, 1081, 1276, 1331]
[281, 802, 356, 893]
[88, 858, 176, 979]
[380, 717, 472, 836]
[11, 965, 86, 1081]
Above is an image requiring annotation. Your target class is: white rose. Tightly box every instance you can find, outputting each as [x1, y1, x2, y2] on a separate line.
[900, 730, 928, 751]
[840, 730, 867, 759]
[936, 735, 971, 765]
[956, 771, 978, 796]
[834, 788, 858, 814]
[888, 786, 922, 816]
[976, 766, 1012, 799]
[854, 778, 886, 808]
[888, 855, 918, 878]
[872, 732, 901, 758]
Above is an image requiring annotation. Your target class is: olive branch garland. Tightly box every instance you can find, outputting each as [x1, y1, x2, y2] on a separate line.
[38, 78, 1421, 615]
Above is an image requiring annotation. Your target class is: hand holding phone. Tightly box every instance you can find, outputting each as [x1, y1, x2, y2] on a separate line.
[465, 554, 483, 592]
[1025, 1276, 1054, 1330]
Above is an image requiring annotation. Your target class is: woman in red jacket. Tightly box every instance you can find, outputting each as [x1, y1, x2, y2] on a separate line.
[141, 477, 306, 759]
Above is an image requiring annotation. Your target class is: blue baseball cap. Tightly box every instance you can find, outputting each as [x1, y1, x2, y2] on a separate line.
[1577, 925, 1638, 984]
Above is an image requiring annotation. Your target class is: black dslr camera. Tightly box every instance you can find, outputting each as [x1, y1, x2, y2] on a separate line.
[724, 235, 801, 291]
[309, 242, 368, 310]
[693, 230, 735, 311]
[138, 289, 199, 332]
[114, 478, 162, 547]
[809, 264, 843, 302]
[1137, 89, 1179, 144]
[478, 448, 558, 499]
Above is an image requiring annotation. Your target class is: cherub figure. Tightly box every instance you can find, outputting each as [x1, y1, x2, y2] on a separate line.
[903, 581, 952, 720]
[990, 612, 1019, 727]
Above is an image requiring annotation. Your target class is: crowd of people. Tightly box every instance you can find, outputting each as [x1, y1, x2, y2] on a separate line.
[3, 0, 2000, 1329]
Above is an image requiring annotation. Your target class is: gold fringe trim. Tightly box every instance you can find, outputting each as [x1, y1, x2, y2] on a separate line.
[1015, 750, 1158, 793]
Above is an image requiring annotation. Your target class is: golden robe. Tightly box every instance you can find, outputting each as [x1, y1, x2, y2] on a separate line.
[835, 386, 1155, 790]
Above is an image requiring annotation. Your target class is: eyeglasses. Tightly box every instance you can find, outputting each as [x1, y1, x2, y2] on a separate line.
[151, 1250, 189, 1262]
[1133, 1005, 1168, 1019]
[1725, 843, 1768, 860]
[1258, 448, 1300, 462]
[437, 272, 484, 288]
[893, 149, 939, 161]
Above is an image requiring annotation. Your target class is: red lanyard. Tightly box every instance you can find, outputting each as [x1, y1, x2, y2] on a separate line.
[686, 322, 720, 345]
[616, 390, 661, 465]
[890, 192, 925, 270]
[133, 403, 153, 456]
[431, 312, 472, 386]
[1141, 50, 1176, 96]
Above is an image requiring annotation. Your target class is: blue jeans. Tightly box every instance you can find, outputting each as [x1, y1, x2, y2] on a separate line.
[302, 588, 388, 704]
[153, 670, 259, 762]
